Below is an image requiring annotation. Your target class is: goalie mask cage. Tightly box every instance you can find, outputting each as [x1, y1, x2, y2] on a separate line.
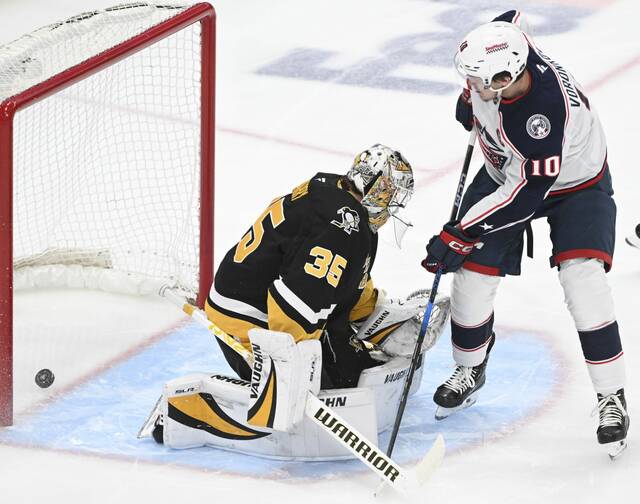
[0, 2, 215, 426]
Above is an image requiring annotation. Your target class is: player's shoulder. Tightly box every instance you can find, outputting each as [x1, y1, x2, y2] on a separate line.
[293, 172, 365, 217]
[287, 172, 369, 242]
[499, 50, 567, 158]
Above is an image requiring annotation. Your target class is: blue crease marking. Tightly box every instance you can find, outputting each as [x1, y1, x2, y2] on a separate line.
[0, 323, 559, 479]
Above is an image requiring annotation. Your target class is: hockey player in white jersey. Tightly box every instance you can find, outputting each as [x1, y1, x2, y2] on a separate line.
[422, 10, 629, 458]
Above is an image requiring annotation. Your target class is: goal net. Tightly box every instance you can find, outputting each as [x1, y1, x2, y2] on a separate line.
[0, 2, 215, 425]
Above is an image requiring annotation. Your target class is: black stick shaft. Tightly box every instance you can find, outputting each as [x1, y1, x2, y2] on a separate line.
[384, 128, 476, 458]
[451, 129, 477, 221]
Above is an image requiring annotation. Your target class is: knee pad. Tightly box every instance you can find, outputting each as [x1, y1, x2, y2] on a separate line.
[247, 329, 321, 431]
[451, 268, 501, 326]
[558, 258, 615, 331]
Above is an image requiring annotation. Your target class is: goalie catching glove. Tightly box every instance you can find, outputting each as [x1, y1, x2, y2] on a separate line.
[353, 289, 450, 357]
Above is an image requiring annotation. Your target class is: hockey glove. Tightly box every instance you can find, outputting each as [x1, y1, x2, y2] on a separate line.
[455, 87, 473, 131]
[422, 222, 477, 274]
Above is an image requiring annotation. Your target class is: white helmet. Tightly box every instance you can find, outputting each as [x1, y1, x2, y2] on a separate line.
[347, 144, 414, 233]
[455, 21, 529, 90]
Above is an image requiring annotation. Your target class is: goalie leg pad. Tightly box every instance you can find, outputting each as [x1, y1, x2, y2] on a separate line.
[247, 328, 321, 431]
[357, 354, 425, 431]
[161, 373, 266, 450]
[156, 372, 379, 459]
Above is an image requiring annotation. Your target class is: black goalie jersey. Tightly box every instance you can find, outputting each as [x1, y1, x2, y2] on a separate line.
[206, 173, 379, 350]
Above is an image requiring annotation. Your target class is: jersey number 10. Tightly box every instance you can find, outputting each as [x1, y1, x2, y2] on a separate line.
[530, 155, 560, 177]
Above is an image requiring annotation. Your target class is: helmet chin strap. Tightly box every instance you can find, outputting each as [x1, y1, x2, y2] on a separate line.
[489, 70, 521, 99]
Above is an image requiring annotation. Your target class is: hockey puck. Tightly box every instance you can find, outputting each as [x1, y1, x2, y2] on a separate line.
[35, 368, 55, 388]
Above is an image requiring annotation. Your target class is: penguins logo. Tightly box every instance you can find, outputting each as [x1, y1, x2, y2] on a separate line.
[331, 207, 360, 235]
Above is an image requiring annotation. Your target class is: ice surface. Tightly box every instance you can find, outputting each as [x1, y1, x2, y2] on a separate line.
[1, 1, 639, 503]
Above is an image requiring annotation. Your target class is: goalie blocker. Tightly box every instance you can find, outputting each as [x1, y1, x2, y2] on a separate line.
[139, 290, 449, 459]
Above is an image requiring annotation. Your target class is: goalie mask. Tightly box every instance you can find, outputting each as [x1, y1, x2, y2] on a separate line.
[347, 145, 414, 240]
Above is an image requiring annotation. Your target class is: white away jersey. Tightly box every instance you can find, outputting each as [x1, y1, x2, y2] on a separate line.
[460, 26, 608, 237]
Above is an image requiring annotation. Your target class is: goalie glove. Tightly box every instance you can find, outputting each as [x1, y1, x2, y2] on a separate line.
[353, 289, 450, 358]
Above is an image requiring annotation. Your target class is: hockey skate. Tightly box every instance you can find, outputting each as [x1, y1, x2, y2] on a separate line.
[625, 224, 640, 249]
[137, 396, 163, 441]
[593, 389, 630, 461]
[433, 333, 495, 421]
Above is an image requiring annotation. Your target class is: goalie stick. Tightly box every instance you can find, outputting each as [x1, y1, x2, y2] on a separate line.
[160, 286, 444, 495]
[375, 127, 477, 496]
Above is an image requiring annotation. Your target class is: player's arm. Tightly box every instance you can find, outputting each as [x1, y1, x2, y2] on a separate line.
[349, 278, 378, 324]
[423, 101, 566, 273]
[460, 155, 560, 237]
[460, 104, 566, 237]
[266, 224, 358, 343]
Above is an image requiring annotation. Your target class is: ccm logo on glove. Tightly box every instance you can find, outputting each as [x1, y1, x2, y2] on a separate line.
[422, 222, 479, 274]
[442, 232, 475, 254]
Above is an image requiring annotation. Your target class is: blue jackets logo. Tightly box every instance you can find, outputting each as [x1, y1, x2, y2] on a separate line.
[526, 114, 551, 139]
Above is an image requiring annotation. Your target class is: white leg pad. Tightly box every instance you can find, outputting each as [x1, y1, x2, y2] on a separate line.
[557, 258, 615, 330]
[247, 328, 321, 432]
[162, 372, 254, 450]
[159, 372, 379, 459]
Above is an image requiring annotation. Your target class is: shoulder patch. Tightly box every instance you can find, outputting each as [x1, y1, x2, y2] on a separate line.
[526, 114, 551, 140]
[331, 206, 360, 235]
[291, 180, 310, 201]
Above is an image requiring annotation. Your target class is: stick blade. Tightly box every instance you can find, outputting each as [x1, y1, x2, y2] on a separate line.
[374, 434, 445, 497]
[415, 433, 446, 485]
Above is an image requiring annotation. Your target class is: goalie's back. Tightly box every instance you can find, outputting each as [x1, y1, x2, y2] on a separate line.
[210, 172, 377, 345]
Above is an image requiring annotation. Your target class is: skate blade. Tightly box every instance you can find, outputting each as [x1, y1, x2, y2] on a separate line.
[606, 440, 628, 461]
[625, 237, 640, 249]
[435, 395, 478, 421]
[137, 396, 162, 439]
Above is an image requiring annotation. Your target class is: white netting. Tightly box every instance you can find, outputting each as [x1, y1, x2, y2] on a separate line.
[2, 3, 205, 298]
[0, 3, 190, 100]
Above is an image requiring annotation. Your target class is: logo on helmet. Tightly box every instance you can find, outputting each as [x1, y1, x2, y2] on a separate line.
[485, 42, 509, 54]
[526, 114, 551, 140]
[331, 207, 360, 235]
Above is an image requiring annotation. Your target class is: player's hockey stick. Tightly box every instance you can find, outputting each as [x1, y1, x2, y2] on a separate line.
[160, 286, 444, 495]
[375, 127, 477, 496]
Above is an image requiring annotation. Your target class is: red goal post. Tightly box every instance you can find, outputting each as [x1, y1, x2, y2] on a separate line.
[0, 2, 215, 426]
